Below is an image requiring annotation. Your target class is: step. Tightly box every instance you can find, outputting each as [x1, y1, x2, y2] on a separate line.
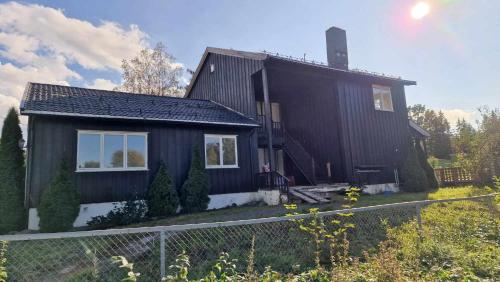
[296, 190, 330, 203]
[289, 189, 318, 204]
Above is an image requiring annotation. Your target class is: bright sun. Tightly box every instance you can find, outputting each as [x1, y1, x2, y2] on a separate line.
[411, 2, 430, 20]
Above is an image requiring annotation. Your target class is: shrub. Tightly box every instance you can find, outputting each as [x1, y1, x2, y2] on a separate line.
[400, 140, 429, 192]
[180, 146, 210, 213]
[415, 142, 439, 190]
[147, 162, 179, 217]
[0, 108, 26, 234]
[0, 241, 7, 282]
[87, 196, 147, 229]
[38, 159, 80, 232]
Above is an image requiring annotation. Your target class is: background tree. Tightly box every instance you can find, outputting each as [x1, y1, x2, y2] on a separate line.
[452, 118, 476, 155]
[147, 162, 179, 217]
[180, 146, 210, 213]
[457, 108, 499, 183]
[0, 108, 26, 234]
[38, 159, 80, 232]
[117, 42, 184, 97]
[408, 105, 452, 159]
[399, 140, 429, 192]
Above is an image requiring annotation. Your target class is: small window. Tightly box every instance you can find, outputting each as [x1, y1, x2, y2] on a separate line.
[372, 85, 394, 111]
[204, 135, 238, 168]
[77, 131, 148, 172]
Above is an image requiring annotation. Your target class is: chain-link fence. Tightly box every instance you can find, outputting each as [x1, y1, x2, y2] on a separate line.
[0, 194, 497, 281]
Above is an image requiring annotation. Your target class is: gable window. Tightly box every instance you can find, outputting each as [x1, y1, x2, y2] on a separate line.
[77, 131, 148, 172]
[204, 134, 238, 168]
[372, 85, 394, 112]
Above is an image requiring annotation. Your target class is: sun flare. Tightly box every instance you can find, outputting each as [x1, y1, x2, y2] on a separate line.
[411, 2, 430, 20]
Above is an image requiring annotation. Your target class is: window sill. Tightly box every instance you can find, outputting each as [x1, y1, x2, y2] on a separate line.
[76, 168, 149, 173]
[205, 166, 240, 169]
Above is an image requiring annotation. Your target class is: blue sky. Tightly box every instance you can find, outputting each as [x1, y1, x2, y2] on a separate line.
[0, 0, 499, 130]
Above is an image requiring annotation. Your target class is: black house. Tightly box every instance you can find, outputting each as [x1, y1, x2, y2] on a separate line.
[21, 26, 416, 229]
[186, 27, 416, 187]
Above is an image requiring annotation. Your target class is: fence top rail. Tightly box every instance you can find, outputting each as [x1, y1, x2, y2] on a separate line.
[0, 193, 496, 242]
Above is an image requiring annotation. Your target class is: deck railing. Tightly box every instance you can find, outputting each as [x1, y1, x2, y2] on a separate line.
[256, 115, 284, 139]
[434, 167, 474, 186]
[255, 171, 289, 195]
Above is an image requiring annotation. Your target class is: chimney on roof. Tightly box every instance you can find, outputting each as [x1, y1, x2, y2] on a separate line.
[325, 26, 348, 70]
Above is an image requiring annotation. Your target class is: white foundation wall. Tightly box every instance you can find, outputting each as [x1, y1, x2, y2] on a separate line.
[28, 190, 282, 230]
[362, 183, 399, 195]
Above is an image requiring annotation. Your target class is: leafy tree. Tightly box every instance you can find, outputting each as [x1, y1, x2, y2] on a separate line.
[458, 108, 499, 183]
[415, 141, 439, 190]
[117, 42, 184, 97]
[147, 162, 179, 217]
[0, 108, 26, 234]
[408, 105, 452, 159]
[38, 159, 80, 232]
[452, 118, 476, 155]
[399, 140, 429, 192]
[180, 146, 210, 213]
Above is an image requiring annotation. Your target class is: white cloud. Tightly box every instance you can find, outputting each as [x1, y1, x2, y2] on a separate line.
[438, 109, 475, 127]
[86, 78, 118, 90]
[0, 1, 149, 133]
[0, 2, 148, 71]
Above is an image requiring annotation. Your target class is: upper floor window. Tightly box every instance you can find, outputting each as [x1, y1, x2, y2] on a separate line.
[77, 131, 148, 172]
[204, 134, 238, 168]
[372, 85, 394, 112]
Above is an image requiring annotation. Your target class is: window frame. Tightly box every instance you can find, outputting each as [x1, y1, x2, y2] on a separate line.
[372, 84, 394, 112]
[204, 134, 239, 169]
[76, 130, 148, 172]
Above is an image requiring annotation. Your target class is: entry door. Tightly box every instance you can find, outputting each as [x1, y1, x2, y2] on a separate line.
[258, 148, 284, 175]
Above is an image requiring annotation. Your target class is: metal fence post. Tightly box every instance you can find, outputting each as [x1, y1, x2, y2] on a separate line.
[160, 231, 166, 280]
[415, 204, 423, 237]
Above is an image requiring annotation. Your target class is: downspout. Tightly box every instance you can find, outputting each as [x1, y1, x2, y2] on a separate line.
[261, 65, 276, 173]
[24, 116, 34, 209]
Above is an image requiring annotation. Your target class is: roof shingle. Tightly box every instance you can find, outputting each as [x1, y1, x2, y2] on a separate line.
[20, 83, 259, 127]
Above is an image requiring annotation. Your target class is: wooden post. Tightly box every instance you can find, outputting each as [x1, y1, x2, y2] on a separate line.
[262, 67, 275, 176]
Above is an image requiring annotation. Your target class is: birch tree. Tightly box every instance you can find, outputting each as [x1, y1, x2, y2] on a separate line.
[118, 42, 184, 97]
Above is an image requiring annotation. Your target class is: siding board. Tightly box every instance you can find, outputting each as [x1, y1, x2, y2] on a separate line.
[27, 116, 256, 207]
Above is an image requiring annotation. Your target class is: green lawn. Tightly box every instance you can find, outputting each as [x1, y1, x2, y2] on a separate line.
[126, 186, 493, 229]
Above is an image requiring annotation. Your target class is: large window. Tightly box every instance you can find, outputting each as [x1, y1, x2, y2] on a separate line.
[77, 131, 148, 172]
[204, 134, 238, 168]
[372, 85, 394, 112]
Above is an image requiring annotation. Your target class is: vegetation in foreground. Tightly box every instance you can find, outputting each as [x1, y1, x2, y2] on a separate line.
[1, 186, 497, 281]
[118, 188, 499, 281]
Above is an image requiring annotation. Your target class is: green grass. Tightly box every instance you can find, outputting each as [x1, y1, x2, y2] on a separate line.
[3, 186, 495, 281]
[125, 186, 491, 229]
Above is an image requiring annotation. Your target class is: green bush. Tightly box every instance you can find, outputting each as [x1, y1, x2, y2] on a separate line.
[38, 159, 80, 232]
[415, 141, 439, 190]
[87, 196, 147, 229]
[0, 241, 7, 282]
[180, 146, 210, 213]
[147, 162, 179, 217]
[0, 108, 26, 234]
[400, 140, 429, 192]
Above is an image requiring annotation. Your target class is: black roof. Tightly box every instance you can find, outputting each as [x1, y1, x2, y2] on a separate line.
[20, 83, 259, 127]
[185, 47, 416, 97]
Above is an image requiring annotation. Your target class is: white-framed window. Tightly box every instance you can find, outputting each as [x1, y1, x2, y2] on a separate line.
[204, 134, 238, 169]
[77, 130, 148, 172]
[372, 85, 394, 112]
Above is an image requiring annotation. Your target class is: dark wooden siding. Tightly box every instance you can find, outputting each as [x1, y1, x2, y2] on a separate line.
[267, 67, 345, 182]
[337, 80, 410, 183]
[188, 53, 263, 117]
[26, 116, 257, 207]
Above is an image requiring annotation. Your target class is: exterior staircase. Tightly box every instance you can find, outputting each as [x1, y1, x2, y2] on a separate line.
[283, 130, 317, 186]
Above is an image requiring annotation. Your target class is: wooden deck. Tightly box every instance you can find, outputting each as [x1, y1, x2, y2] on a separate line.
[289, 183, 350, 204]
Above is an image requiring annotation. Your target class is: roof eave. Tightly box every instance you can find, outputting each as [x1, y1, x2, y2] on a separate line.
[20, 110, 260, 128]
